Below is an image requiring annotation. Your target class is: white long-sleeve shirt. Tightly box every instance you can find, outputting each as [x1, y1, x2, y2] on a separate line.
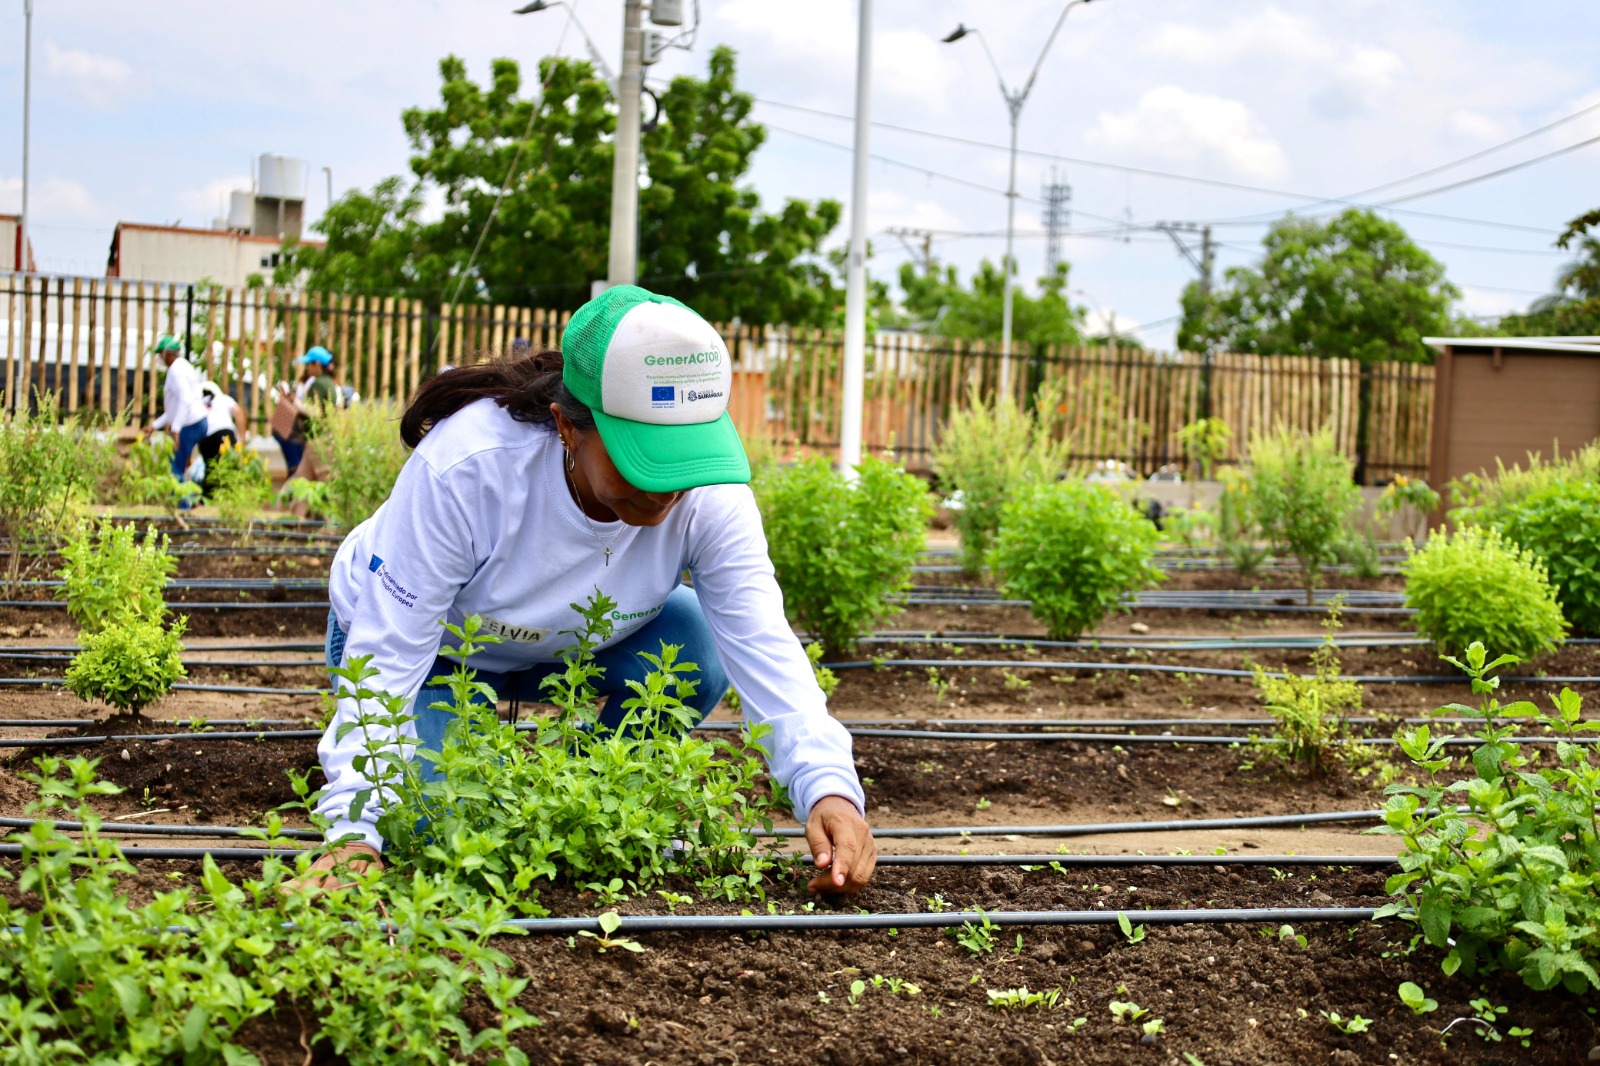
[316, 397, 864, 851]
[151, 356, 206, 432]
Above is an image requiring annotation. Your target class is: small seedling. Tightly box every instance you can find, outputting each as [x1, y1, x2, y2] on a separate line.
[956, 910, 1000, 956]
[1320, 1010, 1371, 1034]
[974, 796, 992, 811]
[656, 890, 693, 913]
[578, 910, 645, 953]
[1397, 981, 1437, 1015]
[1508, 1026, 1533, 1048]
[986, 986, 1064, 1011]
[1002, 669, 1031, 691]
[926, 667, 952, 705]
[846, 979, 867, 1007]
[925, 893, 950, 913]
[1116, 911, 1146, 945]
[1109, 1000, 1148, 1023]
[1260, 924, 1306, 949]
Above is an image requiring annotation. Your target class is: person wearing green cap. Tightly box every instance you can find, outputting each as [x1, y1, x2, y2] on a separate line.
[147, 335, 208, 495]
[298, 286, 876, 895]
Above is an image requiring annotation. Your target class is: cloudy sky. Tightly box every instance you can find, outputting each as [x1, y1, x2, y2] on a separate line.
[2, 0, 1597, 350]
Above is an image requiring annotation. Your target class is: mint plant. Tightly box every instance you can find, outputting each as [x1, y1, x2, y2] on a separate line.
[1375, 642, 1600, 992]
[64, 615, 188, 717]
[318, 594, 780, 913]
[754, 454, 931, 654]
[932, 383, 1071, 575]
[0, 756, 535, 1064]
[1402, 525, 1568, 661]
[989, 480, 1164, 640]
[1491, 478, 1600, 635]
[0, 397, 116, 593]
[56, 519, 175, 633]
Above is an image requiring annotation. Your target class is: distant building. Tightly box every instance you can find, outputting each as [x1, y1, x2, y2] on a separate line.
[105, 222, 322, 288]
[0, 214, 38, 273]
[104, 153, 323, 288]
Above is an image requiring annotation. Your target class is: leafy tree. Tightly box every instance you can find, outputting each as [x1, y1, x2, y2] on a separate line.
[280, 48, 840, 324]
[1495, 221, 1600, 336]
[1177, 208, 1458, 362]
[898, 260, 1087, 347]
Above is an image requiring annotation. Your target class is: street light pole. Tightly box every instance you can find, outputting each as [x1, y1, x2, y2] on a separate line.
[839, 0, 871, 478]
[16, 0, 34, 411]
[944, 0, 1097, 401]
[608, 0, 643, 286]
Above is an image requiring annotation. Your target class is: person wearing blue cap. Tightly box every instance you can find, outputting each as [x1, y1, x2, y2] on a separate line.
[296, 285, 876, 897]
[271, 346, 340, 476]
[147, 335, 208, 499]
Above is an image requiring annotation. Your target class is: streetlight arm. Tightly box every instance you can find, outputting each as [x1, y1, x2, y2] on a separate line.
[970, 28, 1012, 103]
[1018, 0, 1092, 104]
[515, 0, 615, 84]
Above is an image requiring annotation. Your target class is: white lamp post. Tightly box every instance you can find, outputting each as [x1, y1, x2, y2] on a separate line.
[839, 0, 871, 478]
[943, 0, 1098, 400]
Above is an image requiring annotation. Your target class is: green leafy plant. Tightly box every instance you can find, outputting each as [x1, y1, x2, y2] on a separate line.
[318, 399, 410, 529]
[1251, 602, 1364, 774]
[64, 615, 188, 717]
[1449, 440, 1600, 528]
[319, 593, 779, 913]
[0, 756, 535, 1063]
[1490, 478, 1600, 635]
[204, 436, 274, 536]
[1177, 416, 1232, 507]
[754, 454, 931, 654]
[1375, 642, 1600, 993]
[932, 382, 1071, 575]
[118, 429, 201, 519]
[0, 397, 116, 593]
[989, 479, 1164, 640]
[956, 910, 1000, 956]
[55, 519, 175, 632]
[1216, 472, 1266, 574]
[1320, 1010, 1372, 1034]
[1236, 425, 1360, 604]
[579, 910, 645, 953]
[1402, 525, 1568, 661]
[1397, 981, 1437, 1015]
[1108, 999, 1148, 1023]
[986, 986, 1064, 1011]
[1116, 911, 1147, 945]
[1376, 474, 1440, 543]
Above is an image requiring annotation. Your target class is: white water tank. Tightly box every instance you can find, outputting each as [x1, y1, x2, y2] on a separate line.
[256, 155, 308, 201]
[227, 190, 255, 231]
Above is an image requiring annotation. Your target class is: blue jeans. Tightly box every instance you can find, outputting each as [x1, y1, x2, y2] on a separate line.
[323, 584, 727, 780]
[173, 419, 208, 480]
[274, 432, 306, 475]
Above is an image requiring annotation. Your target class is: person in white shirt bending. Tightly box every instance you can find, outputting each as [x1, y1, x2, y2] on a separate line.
[196, 381, 249, 499]
[299, 285, 877, 895]
[147, 335, 208, 498]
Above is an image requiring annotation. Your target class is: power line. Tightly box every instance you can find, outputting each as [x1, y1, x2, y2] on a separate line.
[744, 93, 1565, 237]
[1373, 131, 1600, 206]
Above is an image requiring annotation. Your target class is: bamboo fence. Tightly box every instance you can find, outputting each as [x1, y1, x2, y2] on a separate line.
[1, 275, 1434, 482]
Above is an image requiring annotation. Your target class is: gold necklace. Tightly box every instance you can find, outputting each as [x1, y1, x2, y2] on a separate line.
[566, 462, 623, 567]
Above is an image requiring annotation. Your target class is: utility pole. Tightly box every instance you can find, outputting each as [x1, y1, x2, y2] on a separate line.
[1156, 221, 1214, 298]
[839, 0, 871, 478]
[608, 0, 644, 287]
[1042, 168, 1072, 278]
[885, 227, 934, 275]
[16, 0, 34, 411]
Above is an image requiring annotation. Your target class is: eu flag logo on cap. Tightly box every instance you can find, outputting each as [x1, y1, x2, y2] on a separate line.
[651, 385, 675, 408]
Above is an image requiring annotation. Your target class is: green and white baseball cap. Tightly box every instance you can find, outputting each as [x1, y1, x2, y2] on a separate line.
[561, 285, 751, 492]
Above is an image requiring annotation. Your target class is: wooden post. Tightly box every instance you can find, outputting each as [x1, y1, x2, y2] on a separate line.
[379, 296, 395, 401]
[2, 274, 14, 409]
[66, 277, 82, 413]
[130, 282, 148, 421]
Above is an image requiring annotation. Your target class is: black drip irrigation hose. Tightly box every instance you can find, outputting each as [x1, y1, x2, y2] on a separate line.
[18, 578, 329, 592]
[0, 840, 1395, 869]
[0, 653, 324, 669]
[0, 718, 311, 729]
[757, 809, 1391, 839]
[0, 600, 331, 611]
[855, 633, 1434, 651]
[0, 679, 317, 696]
[0, 816, 321, 841]
[0, 728, 322, 747]
[817, 656, 1600, 686]
[0, 642, 326, 654]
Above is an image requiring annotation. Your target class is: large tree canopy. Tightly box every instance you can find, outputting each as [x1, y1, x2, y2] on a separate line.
[278, 47, 841, 324]
[1177, 208, 1458, 362]
[897, 260, 1088, 348]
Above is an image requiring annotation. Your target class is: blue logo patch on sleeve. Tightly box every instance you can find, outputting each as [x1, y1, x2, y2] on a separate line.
[368, 554, 384, 573]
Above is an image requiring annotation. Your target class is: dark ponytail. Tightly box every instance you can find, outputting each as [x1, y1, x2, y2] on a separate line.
[400, 349, 595, 448]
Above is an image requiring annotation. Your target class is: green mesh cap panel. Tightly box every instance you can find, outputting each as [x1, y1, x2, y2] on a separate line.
[560, 285, 692, 412]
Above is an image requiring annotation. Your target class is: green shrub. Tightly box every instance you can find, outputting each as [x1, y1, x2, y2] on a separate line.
[65, 615, 188, 716]
[988, 480, 1164, 640]
[1377, 643, 1600, 993]
[117, 430, 201, 517]
[754, 454, 931, 655]
[55, 519, 175, 633]
[1, 756, 534, 1063]
[1376, 474, 1440, 543]
[0, 397, 115, 593]
[322, 597, 779, 911]
[320, 400, 410, 529]
[1238, 426, 1360, 604]
[1449, 440, 1600, 526]
[204, 436, 274, 534]
[1251, 605, 1363, 774]
[932, 383, 1070, 575]
[1403, 526, 1567, 661]
[1489, 479, 1600, 635]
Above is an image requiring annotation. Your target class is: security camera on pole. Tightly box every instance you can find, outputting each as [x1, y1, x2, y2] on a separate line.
[943, 0, 1100, 401]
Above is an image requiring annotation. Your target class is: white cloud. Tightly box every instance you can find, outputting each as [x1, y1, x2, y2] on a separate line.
[175, 175, 252, 227]
[1450, 109, 1508, 141]
[1456, 284, 1533, 320]
[866, 189, 962, 236]
[1086, 87, 1289, 181]
[0, 175, 105, 220]
[1143, 8, 1332, 67]
[43, 40, 135, 109]
[1083, 306, 1139, 338]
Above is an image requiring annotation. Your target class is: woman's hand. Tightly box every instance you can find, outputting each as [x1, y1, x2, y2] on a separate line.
[282, 842, 384, 894]
[804, 794, 877, 894]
